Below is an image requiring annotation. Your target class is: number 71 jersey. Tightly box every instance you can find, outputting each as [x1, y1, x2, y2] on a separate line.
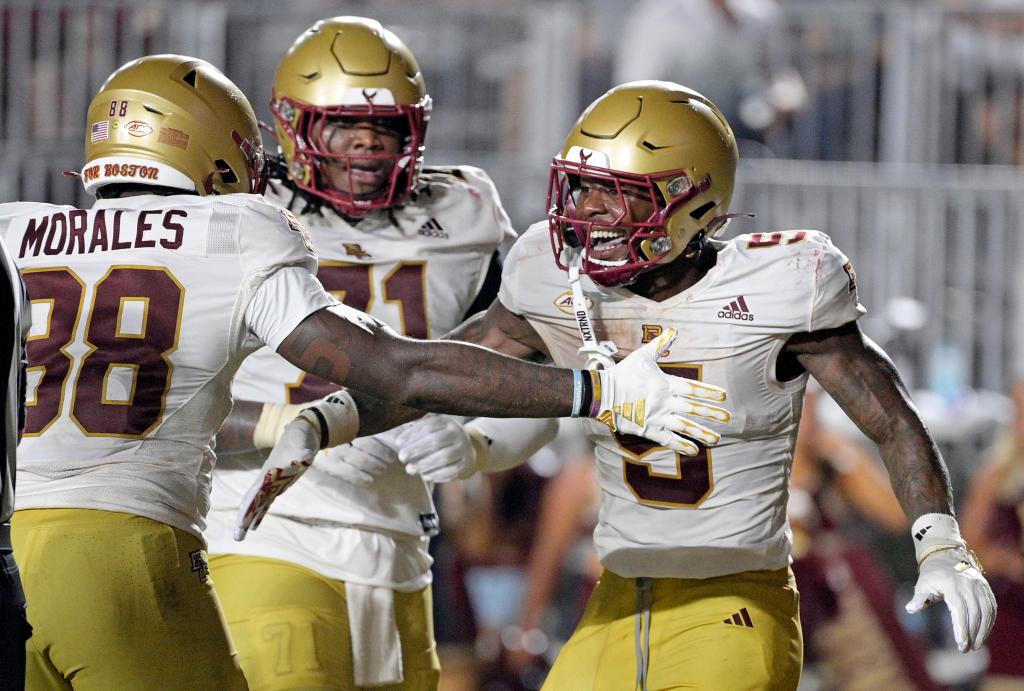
[500, 224, 866, 579]
[216, 168, 513, 547]
[231, 169, 513, 405]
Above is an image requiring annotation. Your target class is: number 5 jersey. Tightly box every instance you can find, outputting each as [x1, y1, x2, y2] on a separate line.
[0, 193, 335, 538]
[499, 223, 865, 579]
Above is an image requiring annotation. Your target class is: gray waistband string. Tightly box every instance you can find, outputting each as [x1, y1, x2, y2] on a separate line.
[634, 577, 653, 691]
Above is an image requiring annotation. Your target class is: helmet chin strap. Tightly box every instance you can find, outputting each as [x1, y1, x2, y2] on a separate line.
[568, 265, 618, 370]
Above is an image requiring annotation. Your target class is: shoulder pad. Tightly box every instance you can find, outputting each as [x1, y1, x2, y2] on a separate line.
[233, 196, 318, 276]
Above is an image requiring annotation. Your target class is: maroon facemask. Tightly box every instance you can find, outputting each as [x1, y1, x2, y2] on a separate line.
[547, 155, 704, 286]
[272, 91, 431, 216]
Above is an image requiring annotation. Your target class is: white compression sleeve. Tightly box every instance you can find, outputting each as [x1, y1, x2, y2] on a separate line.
[465, 417, 561, 473]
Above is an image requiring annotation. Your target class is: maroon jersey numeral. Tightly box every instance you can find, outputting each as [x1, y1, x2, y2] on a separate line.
[22, 266, 184, 438]
[71, 267, 184, 436]
[746, 231, 807, 249]
[616, 364, 714, 508]
[22, 268, 86, 435]
[286, 262, 429, 403]
[382, 262, 429, 339]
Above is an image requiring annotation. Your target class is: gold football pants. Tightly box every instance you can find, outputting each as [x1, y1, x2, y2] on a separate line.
[543, 567, 803, 691]
[12, 508, 247, 691]
[210, 553, 440, 690]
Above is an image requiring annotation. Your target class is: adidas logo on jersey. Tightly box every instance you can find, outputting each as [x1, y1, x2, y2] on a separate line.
[417, 217, 448, 239]
[718, 296, 754, 321]
[723, 607, 754, 628]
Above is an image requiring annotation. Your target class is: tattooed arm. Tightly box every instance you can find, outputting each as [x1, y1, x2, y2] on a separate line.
[215, 301, 549, 452]
[782, 321, 954, 520]
[278, 304, 559, 420]
[314, 300, 549, 436]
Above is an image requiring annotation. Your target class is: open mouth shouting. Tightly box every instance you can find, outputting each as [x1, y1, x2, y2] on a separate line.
[587, 227, 630, 266]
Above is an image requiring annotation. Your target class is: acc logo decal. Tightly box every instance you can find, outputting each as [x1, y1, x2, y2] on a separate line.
[554, 290, 593, 315]
[125, 120, 154, 137]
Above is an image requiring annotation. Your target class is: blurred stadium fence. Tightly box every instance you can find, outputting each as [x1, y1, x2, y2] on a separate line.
[1, 0, 1022, 391]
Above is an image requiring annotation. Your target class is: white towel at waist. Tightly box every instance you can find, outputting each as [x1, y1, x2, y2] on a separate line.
[347, 582, 403, 686]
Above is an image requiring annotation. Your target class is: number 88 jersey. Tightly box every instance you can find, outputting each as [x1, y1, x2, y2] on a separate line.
[499, 223, 865, 580]
[1, 194, 328, 538]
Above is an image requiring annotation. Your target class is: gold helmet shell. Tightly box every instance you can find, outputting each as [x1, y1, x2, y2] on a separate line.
[548, 81, 738, 286]
[82, 54, 266, 196]
[271, 16, 432, 215]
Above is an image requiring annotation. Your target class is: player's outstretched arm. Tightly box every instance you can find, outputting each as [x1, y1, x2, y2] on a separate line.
[279, 303, 729, 448]
[341, 299, 551, 437]
[277, 307, 574, 419]
[233, 303, 732, 540]
[786, 320, 996, 652]
[214, 300, 549, 455]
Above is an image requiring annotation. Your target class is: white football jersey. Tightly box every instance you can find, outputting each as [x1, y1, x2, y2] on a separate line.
[0, 193, 333, 539]
[500, 223, 865, 579]
[205, 166, 515, 589]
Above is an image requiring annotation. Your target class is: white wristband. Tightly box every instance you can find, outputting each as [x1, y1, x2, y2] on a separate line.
[296, 390, 360, 450]
[911, 513, 968, 566]
[252, 402, 306, 449]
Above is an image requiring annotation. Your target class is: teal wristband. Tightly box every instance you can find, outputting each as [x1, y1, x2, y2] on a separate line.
[571, 369, 584, 417]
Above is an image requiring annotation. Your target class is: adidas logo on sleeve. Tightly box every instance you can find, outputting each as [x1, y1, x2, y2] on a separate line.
[717, 295, 754, 321]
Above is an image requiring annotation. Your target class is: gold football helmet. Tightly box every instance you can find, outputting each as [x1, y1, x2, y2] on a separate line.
[82, 54, 267, 196]
[271, 16, 431, 216]
[548, 81, 738, 286]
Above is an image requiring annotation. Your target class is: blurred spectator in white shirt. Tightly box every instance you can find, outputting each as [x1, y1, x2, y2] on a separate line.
[613, 0, 806, 145]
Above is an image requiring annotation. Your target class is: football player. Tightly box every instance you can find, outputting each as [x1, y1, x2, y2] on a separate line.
[2, 58, 728, 690]
[316, 80, 998, 689]
[202, 17, 518, 690]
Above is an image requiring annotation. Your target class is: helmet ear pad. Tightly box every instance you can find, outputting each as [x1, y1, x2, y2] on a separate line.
[271, 17, 432, 216]
[547, 81, 738, 286]
[82, 54, 266, 196]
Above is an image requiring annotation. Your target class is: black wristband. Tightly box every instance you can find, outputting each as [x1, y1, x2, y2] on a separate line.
[579, 369, 594, 417]
[306, 407, 330, 449]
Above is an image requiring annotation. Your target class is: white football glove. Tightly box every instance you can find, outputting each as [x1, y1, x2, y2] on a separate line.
[395, 415, 479, 483]
[318, 436, 397, 486]
[593, 327, 730, 455]
[905, 513, 997, 652]
[233, 417, 318, 541]
[233, 392, 359, 541]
